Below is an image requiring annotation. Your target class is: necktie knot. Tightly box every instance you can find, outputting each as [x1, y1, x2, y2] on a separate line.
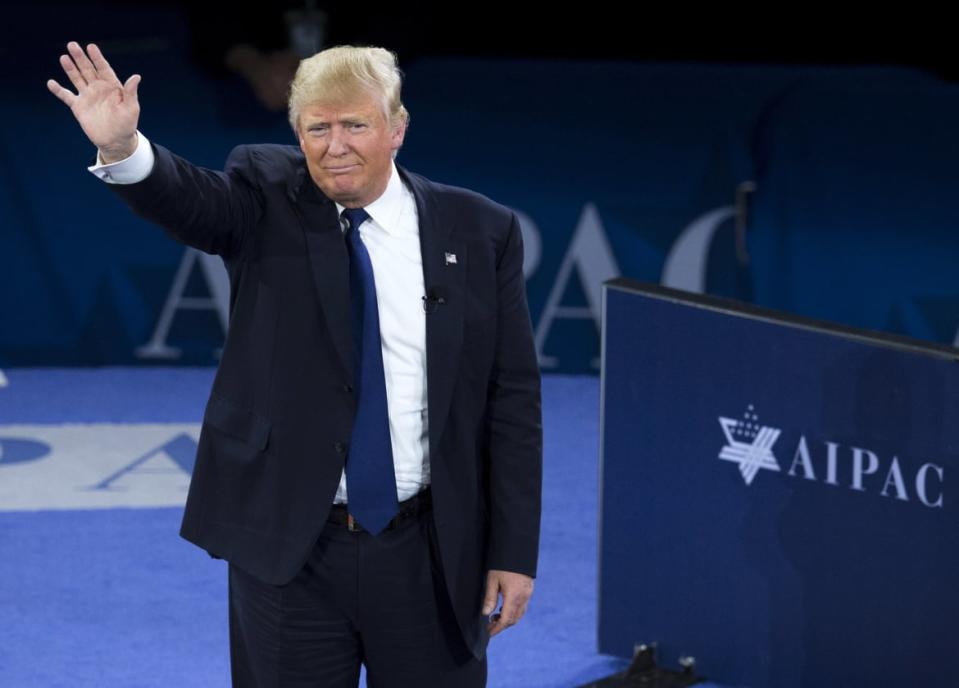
[342, 207, 370, 234]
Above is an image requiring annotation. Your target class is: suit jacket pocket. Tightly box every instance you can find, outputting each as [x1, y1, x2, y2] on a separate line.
[203, 394, 272, 452]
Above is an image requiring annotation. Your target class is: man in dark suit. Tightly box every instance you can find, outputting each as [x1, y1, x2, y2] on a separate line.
[49, 41, 542, 686]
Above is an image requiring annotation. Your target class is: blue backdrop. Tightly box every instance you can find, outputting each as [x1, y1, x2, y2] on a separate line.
[3, 4, 958, 370]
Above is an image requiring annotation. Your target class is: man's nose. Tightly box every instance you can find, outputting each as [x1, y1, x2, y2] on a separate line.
[328, 128, 350, 156]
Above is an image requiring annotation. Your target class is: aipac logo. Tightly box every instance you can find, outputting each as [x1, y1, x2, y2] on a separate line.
[718, 405, 781, 485]
[714, 405, 944, 509]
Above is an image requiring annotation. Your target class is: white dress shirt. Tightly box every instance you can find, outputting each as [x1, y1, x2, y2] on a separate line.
[89, 134, 430, 503]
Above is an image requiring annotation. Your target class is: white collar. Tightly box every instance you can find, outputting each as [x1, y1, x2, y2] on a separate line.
[335, 162, 407, 236]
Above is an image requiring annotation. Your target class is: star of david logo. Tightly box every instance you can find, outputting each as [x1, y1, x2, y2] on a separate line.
[718, 405, 781, 485]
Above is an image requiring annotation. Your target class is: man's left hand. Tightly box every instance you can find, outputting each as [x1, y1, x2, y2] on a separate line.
[483, 569, 534, 637]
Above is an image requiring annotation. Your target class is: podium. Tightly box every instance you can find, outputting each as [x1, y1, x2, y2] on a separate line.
[598, 279, 959, 687]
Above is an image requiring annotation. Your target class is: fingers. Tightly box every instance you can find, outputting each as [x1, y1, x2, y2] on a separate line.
[59, 53, 87, 92]
[487, 612, 509, 637]
[87, 43, 118, 83]
[46, 79, 76, 107]
[486, 601, 527, 636]
[487, 590, 527, 637]
[67, 41, 98, 85]
[123, 73, 141, 99]
[484, 570, 534, 637]
[53, 42, 126, 106]
[498, 588, 530, 628]
[482, 577, 500, 616]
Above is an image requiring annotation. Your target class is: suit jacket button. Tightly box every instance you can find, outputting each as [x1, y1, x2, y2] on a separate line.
[333, 441, 346, 453]
[342, 384, 353, 393]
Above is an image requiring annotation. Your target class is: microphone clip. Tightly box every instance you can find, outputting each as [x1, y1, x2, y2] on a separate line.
[422, 291, 446, 314]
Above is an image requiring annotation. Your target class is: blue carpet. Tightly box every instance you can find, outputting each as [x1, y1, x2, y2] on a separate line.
[0, 369, 727, 687]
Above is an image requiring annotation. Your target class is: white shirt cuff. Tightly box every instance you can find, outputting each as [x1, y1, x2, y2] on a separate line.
[87, 132, 155, 184]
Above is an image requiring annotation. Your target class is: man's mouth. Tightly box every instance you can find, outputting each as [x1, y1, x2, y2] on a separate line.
[326, 164, 359, 174]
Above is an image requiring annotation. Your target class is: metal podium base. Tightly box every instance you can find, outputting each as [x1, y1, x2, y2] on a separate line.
[577, 644, 705, 688]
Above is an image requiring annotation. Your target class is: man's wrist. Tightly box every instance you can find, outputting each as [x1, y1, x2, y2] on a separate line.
[98, 133, 139, 165]
[88, 131, 154, 185]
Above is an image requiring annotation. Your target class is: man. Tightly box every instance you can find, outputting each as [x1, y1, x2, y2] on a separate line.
[48, 42, 542, 686]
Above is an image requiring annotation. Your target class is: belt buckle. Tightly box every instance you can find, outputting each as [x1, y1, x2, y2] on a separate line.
[347, 514, 361, 532]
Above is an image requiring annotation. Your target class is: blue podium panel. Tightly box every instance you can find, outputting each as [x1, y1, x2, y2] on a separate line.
[598, 279, 959, 688]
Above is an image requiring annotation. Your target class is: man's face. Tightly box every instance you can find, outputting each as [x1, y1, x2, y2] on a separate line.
[297, 94, 406, 209]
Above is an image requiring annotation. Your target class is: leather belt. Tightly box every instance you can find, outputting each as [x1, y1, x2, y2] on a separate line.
[328, 487, 432, 532]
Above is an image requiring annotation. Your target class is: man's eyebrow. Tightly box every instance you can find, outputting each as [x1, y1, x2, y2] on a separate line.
[302, 114, 371, 127]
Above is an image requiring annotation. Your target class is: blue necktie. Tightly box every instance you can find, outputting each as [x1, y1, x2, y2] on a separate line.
[342, 207, 398, 534]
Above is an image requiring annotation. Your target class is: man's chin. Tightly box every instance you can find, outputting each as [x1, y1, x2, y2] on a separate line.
[318, 181, 360, 206]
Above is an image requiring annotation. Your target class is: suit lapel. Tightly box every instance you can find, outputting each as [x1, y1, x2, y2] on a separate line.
[289, 167, 354, 383]
[402, 169, 466, 459]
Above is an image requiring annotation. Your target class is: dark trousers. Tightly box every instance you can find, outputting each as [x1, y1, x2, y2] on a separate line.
[227, 510, 487, 687]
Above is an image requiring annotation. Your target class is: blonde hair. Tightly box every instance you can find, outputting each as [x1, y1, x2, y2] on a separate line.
[288, 45, 409, 132]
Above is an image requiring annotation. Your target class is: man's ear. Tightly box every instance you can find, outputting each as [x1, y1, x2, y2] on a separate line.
[391, 120, 407, 151]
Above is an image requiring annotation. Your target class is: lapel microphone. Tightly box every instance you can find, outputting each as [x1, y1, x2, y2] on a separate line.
[422, 287, 447, 314]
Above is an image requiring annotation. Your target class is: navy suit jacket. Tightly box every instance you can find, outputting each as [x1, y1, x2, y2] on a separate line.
[110, 142, 543, 656]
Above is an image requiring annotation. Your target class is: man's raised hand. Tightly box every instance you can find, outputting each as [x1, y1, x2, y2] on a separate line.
[47, 42, 141, 163]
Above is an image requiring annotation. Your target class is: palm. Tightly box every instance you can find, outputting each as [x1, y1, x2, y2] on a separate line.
[48, 42, 140, 157]
[71, 76, 138, 148]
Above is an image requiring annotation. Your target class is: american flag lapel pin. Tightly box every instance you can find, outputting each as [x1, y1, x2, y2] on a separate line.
[444, 252, 457, 265]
